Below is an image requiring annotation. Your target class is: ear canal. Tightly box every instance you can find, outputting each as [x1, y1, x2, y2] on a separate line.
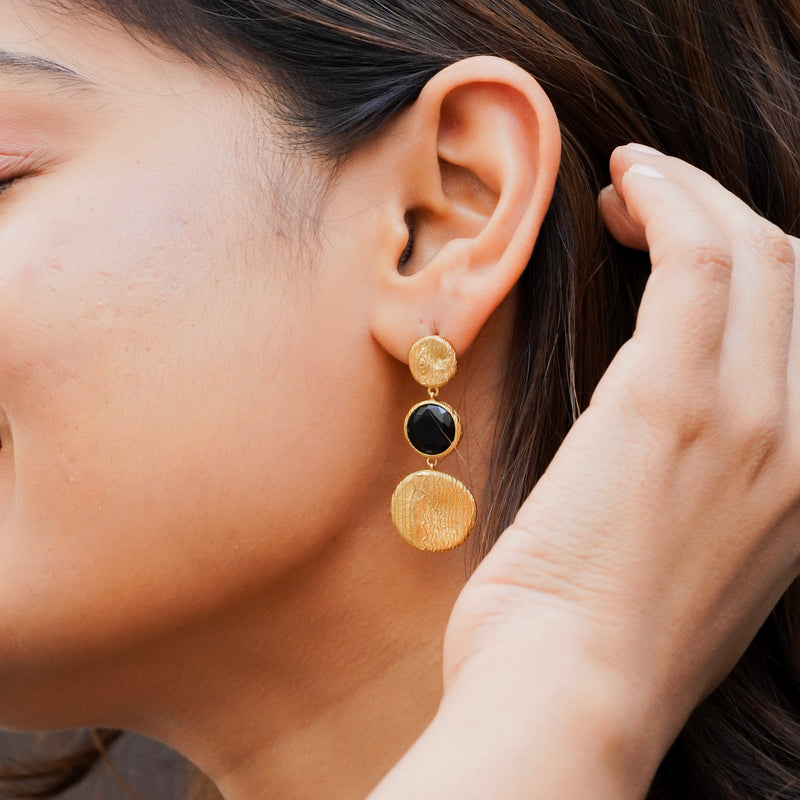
[369, 57, 561, 364]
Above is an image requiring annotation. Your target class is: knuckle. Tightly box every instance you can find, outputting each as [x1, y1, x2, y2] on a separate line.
[597, 352, 669, 424]
[653, 232, 733, 283]
[730, 403, 785, 480]
[672, 394, 719, 448]
[602, 341, 718, 437]
[647, 377, 719, 449]
[618, 369, 717, 448]
[744, 220, 796, 270]
[669, 238, 733, 284]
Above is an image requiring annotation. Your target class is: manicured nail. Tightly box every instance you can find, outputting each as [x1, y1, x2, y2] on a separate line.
[627, 164, 668, 179]
[627, 143, 663, 156]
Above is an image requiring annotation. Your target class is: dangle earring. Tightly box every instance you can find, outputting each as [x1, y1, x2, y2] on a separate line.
[391, 335, 476, 551]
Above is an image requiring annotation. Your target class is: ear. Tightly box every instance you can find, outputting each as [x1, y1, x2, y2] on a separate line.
[368, 56, 561, 363]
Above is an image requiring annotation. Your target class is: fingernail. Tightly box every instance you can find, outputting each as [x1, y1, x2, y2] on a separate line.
[627, 164, 668, 179]
[627, 143, 663, 156]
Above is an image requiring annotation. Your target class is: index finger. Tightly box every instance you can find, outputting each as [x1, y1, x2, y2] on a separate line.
[617, 163, 731, 365]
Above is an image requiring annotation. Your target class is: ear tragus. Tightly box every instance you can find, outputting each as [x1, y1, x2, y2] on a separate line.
[369, 55, 561, 364]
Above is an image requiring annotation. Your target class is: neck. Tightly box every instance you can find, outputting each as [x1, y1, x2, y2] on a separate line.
[126, 532, 467, 800]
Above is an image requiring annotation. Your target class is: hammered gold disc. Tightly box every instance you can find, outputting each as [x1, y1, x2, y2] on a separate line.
[391, 470, 476, 552]
[408, 336, 457, 389]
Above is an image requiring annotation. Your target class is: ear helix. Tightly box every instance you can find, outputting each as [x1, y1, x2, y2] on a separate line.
[391, 336, 476, 551]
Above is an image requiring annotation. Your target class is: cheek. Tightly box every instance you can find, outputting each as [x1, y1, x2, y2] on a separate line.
[0, 178, 210, 501]
[0, 177, 269, 618]
[0, 168, 385, 696]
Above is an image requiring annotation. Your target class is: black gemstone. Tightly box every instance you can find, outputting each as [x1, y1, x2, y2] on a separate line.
[407, 402, 457, 456]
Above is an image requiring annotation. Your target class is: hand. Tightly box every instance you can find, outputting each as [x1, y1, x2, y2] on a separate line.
[441, 145, 800, 793]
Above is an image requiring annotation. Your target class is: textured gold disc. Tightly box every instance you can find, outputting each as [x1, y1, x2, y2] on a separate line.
[408, 336, 457, 389]
[391, 470, 476, 552]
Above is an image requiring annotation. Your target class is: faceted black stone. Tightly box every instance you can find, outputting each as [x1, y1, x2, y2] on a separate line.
[407, 402, 457, 456]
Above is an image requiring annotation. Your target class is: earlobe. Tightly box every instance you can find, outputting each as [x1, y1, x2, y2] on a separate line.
[370, 55, 561, 364]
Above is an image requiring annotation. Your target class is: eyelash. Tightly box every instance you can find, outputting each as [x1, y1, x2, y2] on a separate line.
[0, 178, 17, 197]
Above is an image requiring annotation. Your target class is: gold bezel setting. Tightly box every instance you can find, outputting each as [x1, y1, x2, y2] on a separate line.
[403, 400, 461, 459]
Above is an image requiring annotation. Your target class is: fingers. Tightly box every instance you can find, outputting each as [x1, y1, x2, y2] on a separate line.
[599, 145, 798, 421]
[607, 159, 733, 368]
[597, 184, 644, 250]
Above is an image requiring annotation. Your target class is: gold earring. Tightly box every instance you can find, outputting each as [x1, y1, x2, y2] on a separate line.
[391, 336, 476, 551]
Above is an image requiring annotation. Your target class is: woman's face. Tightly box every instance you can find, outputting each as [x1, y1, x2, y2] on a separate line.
[0, 1, 414, 726]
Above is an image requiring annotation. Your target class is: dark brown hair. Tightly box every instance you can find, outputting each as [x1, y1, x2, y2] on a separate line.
[3, 1, 800, 798]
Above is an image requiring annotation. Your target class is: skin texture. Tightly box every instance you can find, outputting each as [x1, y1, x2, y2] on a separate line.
[3, 3, 800, 800]
[369, 151, 800, 800]
[0, 3, 558, 798]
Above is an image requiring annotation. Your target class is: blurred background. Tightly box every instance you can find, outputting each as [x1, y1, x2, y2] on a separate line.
[0, 730, 223, 799]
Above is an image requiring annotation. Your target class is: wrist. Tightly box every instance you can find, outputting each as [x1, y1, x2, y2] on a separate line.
[440, 644, 669, 800]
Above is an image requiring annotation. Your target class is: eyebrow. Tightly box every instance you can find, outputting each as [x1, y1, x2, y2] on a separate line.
[0, 49, 93, 88]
